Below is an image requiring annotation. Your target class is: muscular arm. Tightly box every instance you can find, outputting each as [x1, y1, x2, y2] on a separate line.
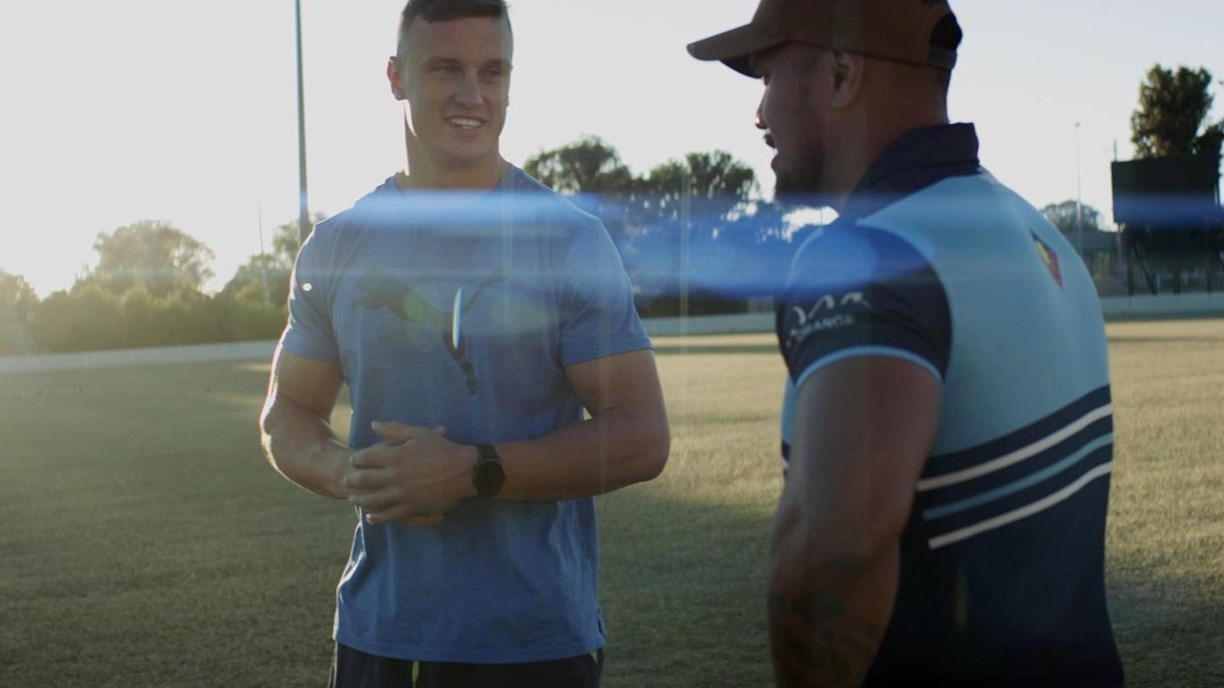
[769, 356, 939, 688]
[496, 347, 670, 500]
[347, 348, 670, 523]
[259, 346, 350, 501]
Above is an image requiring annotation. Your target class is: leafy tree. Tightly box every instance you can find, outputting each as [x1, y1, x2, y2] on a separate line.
[212, 293, 287, 342]
[1040, 200, 1103, 235]
[524, 136, 642, 249]
[118, 287, 165, 348]
[640, 151, 758, 224]
[223, 254, 290, 305]
[223, 213, 325, 306]
[680, 150, 758, 202]
[642, 152, 756, 201]
[524, 138, 758, 225]
[87, 220, 215, 297]
[524, 136, 637, 195]
[524, 137, 769, 316]
[1131, 64, 1223, 159]
[29, 285, 286, 353]
[29, 285, 124, 352]
[1197, 121, 1224, 166]
[0, 269, 39, 354]
[271, 212, 327, 268]
[0, 269, 38, 322]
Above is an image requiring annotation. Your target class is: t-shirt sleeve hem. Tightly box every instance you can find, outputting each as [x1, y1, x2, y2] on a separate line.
[793, 346, 943, 391]
[279, 332, 340, 366]
[560, 338, 654, 369]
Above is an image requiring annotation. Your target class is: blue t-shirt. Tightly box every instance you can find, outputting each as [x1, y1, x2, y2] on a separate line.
[777, 125, 1125, 686]
[280, 165, 652, 663]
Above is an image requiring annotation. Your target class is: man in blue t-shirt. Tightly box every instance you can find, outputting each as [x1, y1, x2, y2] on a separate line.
[258, 1, 670, 686]
[690, 1, 1124, 686]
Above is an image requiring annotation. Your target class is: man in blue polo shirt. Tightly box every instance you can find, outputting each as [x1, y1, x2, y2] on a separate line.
[258, 1, 669, 686]
[690, 1, 1124, 685]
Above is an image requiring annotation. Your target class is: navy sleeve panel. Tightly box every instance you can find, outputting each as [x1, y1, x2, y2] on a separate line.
[776, 223, 952, 383]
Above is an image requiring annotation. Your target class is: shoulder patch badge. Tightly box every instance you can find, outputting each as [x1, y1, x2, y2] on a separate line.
[1032, 233, 1063, 288]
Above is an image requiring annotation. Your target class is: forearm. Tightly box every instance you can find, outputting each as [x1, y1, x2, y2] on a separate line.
[260, 400, 351, 501]
[494, 407, 669, 501]
[767, 519, 898, 688]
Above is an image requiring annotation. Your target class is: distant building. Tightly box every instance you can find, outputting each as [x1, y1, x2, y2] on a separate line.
[1111, 154, 1224, 295]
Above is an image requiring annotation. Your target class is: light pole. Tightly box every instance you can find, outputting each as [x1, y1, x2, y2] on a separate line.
[680, 169, 692, 337]
[258, 205, 270, 303]
[1075, 121, 1084, 262]
[295, 0, 312, 245]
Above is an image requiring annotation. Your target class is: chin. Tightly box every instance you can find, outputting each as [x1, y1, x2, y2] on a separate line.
[774, 178, 830, 210]
[774, 155, 841, 209]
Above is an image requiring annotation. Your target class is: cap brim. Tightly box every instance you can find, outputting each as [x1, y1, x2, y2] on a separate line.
[687, 23, 783, 78]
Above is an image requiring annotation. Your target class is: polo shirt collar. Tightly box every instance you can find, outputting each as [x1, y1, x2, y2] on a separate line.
[840, 123, 982, 219]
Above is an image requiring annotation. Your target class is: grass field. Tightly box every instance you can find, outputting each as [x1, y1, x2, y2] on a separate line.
[1, 319, 1221, 687]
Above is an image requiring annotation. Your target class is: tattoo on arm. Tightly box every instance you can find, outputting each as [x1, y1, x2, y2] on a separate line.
[768, 591, 883, 688]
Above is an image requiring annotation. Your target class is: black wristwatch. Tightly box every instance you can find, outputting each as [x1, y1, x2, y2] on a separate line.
[472, 444, 505, 499]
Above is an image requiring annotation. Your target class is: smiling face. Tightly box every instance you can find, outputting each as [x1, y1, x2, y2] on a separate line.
[388, 15, 512, 186]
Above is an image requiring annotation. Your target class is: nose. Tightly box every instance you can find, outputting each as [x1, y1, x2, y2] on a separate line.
[755, 97, 766, 130]
[455, 71, 485, 107]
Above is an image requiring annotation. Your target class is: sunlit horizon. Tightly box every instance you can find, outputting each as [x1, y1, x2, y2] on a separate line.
[2, 0, 1221, 298]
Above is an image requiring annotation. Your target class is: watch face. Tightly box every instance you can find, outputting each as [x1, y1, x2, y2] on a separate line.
[477, 462, 504, 497]
[475, 456, 505, 498]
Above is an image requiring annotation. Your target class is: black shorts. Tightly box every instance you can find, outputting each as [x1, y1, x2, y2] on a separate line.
[328, 643, 604, 688]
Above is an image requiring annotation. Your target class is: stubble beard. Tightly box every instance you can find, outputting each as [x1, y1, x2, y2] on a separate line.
[773, 147, 831, 210]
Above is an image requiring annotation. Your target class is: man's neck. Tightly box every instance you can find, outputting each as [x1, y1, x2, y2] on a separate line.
[398, 156, 509, 191]
[827, 114, 950, 213]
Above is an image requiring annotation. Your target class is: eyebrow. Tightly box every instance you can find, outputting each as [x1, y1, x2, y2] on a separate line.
[422, 57, 511, 71]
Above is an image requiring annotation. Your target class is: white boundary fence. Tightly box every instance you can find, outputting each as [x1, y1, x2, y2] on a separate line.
[1, 294, 1221, 375]
[1098, 292, 1224, 319]
[641, 293, 1224, 336]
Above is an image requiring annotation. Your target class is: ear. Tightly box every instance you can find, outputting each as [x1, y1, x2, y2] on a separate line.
[828, 51, 864, 110]
[387, 57, 406, 101]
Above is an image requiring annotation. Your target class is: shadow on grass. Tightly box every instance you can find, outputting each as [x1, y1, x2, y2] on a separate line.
[3, 358, 1221, 687]
[0, 358, 355, 687]
[599, 484, 1224, 688]
[594, 486, 774, 688]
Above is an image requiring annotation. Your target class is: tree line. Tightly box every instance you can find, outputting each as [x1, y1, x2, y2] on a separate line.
[1, 61, 1219, 355]
[0, 216, 313, 355]
[524, 137, 811, 317]
[0, 138, 792, 355]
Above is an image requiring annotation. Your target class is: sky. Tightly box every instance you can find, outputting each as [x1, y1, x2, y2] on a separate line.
[2, 0, 1222, 297]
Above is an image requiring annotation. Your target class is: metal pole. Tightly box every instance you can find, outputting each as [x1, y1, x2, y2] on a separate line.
[295, 0, 312, 245]
[1075, 122, 1084, 263]
[680, 171, 691, 338]
[258, 205, 270, 304]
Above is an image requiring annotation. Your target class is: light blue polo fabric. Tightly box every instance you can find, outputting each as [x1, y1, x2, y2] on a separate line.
[777, 125, 1124, 685]
[280, 165, 651, 663]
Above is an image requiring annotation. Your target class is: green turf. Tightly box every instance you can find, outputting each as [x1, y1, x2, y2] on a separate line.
[1, 321, 1221, 687]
